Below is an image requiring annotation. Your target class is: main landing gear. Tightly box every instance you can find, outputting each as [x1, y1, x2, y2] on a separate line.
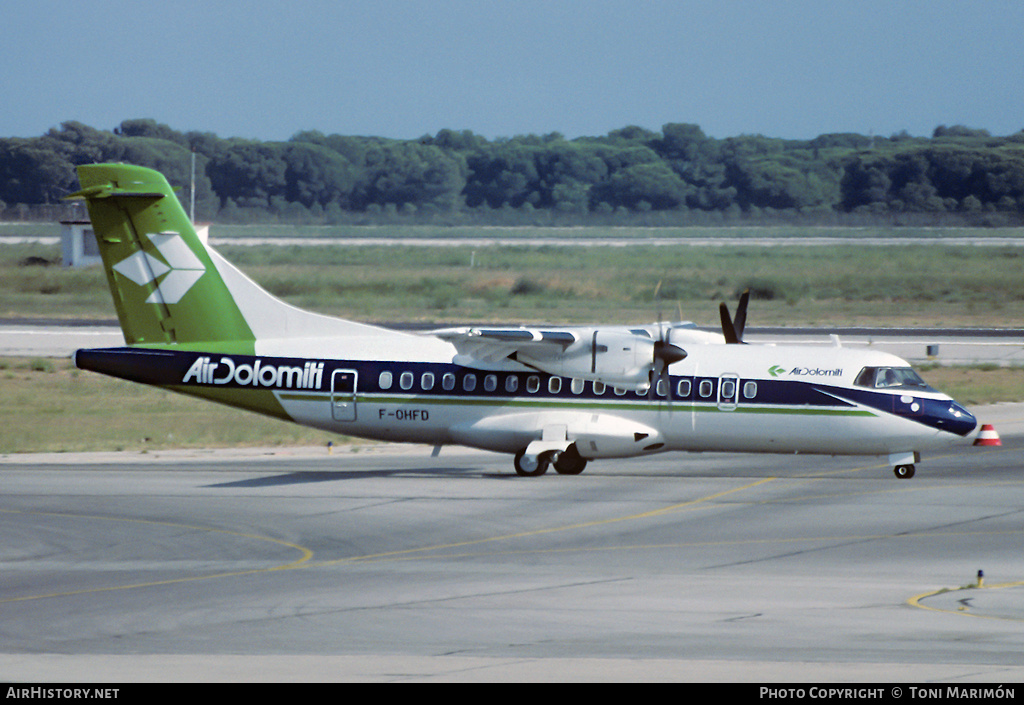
[513, 445, 588, 476]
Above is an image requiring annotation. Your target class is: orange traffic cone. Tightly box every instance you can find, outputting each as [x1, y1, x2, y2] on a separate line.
[974, 424, 1002, 446]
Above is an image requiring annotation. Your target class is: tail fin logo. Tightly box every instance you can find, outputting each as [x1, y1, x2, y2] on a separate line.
[112, 232, 206, 305]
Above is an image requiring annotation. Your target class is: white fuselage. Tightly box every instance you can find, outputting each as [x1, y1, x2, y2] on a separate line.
[255, 336, 977, 461]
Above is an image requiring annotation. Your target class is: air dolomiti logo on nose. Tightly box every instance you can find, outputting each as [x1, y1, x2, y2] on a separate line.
[770, 364, 843, 377]
[112, 231, 205, 304]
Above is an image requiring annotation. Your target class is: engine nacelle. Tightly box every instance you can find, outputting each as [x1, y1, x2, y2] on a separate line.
[515, 330, 657, 390]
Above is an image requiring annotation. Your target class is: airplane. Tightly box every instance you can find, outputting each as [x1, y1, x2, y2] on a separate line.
[67, 163, 980, 479]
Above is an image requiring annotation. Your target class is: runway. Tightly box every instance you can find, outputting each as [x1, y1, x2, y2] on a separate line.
[3, 407, 1024, 682]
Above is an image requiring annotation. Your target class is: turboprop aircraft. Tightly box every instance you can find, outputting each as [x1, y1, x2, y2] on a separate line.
[68, 163, 979, 478]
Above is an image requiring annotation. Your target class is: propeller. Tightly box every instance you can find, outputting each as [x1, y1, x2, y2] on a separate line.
[649, 281, 688, 401]
[719, 289, 750, 344]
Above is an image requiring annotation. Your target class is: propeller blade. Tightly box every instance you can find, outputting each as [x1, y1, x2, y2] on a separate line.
[720, 302, 740, 344]
[733, 289, 750, 343]
[659, 359, 672, 407]
[654, 279, 664, 342]
[649, 325, 686, 402]
[720, 289, 750, 344]
[647, 283, 688, 402]
[649, 358, 664, 400]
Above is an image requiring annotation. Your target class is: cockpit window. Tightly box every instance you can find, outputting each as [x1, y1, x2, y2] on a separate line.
[854, 366, 935, 391]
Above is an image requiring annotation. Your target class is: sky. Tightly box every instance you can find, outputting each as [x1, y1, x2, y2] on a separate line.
[3, 0, 1023, 142]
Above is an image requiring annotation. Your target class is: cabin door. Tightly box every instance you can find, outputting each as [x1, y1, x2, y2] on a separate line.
[331, 369, 358, 422]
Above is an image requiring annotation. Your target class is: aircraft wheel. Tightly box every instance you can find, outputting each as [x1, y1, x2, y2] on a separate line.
[894, 464, 916, 479]
[514, 450, 549, 477]
[553, 445, 587, 475]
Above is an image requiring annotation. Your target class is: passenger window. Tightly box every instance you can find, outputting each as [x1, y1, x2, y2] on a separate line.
[527, 376, 540, 393]
[378, 371, 393, 390]
[699, 380, 714, 398]
[463, 374, 477, 392]
[614, 386, 626, 396]
[505, 376, 518, 393]
[743, 381, 757, 399]
[593, 381, 606, 395]
[548, 377, 562, 394]
[676, 379, 691, 398]
[442, 373, 456, 391]
[484, 374, 497, 392]
[571, 378, 585, 394]
[421, 372, 435, 390]
[721, 380, 736, 399]
[655, 378, 667, 397]
[400, 371, 414, 390]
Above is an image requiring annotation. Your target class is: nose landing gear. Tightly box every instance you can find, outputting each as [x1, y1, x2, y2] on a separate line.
[893, 464, 916, 479]
[890, 451, 921, 479]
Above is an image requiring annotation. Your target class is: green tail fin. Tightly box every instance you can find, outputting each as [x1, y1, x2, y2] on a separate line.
[68, 164, 255, 347]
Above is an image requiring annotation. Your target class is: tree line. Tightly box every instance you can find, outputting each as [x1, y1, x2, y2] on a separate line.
[2, 119, 1023, 225]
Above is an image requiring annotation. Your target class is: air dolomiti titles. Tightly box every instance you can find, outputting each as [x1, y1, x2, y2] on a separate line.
[182, 356, 325, 389]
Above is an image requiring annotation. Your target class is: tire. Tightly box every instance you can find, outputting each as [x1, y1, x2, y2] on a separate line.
[894, 464, 916, 479]
[514, 450, 549, 476]
[553, 445, 587, 475]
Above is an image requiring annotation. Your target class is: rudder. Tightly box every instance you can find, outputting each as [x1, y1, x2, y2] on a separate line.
[68, 163, 255, 348]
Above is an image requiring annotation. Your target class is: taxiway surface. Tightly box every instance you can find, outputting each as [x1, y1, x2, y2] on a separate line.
[2, 407, 1024, 682]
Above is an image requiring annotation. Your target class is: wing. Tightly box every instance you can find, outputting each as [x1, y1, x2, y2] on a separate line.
[431, 326, 577, 363]
[429, 323, 718, 389]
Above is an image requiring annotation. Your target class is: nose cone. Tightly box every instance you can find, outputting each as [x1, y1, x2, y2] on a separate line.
[936, 400, 977, 437]
[654, 340, 688, 366]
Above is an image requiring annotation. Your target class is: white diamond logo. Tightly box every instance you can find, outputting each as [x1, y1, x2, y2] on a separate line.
[112, 232, 205, 304]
